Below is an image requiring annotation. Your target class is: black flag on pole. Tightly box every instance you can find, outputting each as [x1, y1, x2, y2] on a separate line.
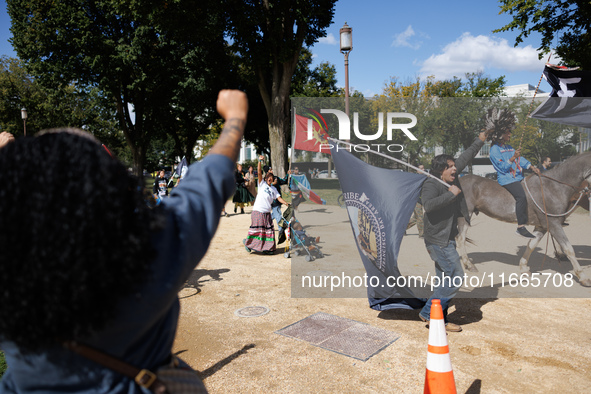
[175, 156, 188, 178]
[331, 146, 427, 311]
[530, 64, 591, 128]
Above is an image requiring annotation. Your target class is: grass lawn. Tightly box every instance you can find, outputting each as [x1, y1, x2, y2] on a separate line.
[302, 178, 343, 206]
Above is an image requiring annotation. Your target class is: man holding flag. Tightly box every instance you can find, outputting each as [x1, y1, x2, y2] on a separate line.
[288, 167, 307, 209]
[153, 169, 170, 201]
[290, 167, 326, 208]
[418, 131, 488, 332]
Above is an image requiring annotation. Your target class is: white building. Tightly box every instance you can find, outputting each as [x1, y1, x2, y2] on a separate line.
[238, 140, 258, 163]
[502, 83, 549, 98]
[194, 139, 258, 164]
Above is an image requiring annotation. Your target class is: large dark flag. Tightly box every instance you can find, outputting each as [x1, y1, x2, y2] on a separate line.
[530, 64, 591, 128]
[331, 146, 427, 311]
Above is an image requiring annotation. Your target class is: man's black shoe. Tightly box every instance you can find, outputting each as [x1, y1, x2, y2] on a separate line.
[516, 227, 535, 239]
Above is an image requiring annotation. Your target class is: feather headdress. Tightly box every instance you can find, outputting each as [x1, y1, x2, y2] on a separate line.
[484, 108, 516, 143]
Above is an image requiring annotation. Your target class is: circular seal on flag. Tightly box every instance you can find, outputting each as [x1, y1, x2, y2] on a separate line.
[357, 209, 378, 265]
[344, 192, 387, 273]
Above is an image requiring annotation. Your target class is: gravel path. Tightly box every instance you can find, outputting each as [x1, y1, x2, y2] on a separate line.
[174, 202, 591, 393]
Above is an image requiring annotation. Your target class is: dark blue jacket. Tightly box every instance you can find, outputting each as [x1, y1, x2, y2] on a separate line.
[0, 154, 235, 393]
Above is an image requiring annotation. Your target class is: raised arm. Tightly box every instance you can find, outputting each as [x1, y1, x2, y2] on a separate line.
[0, 132, 15, 149]
[257, 155, 264, 185]
[455, 134, 485, 173]
[208, 90, 248, 162]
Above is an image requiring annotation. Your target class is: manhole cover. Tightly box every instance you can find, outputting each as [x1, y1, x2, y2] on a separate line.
[276, 312, 401, 361]
[234, 306, 270, 318]
[305, 270, 333, 277]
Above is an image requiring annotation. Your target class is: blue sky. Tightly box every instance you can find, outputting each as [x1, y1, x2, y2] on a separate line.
[310, 0, 559, 96]
[1, 0, 558, 96]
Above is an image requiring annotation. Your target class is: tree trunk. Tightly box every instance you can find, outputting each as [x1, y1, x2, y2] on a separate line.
[267, 112, 290, 178]
[131, 144, 145, 178]
[122, 122, 146, 178]
[258, 57, 299, 178]
[257, 82, 291, 177]
[115, 96, 146, 178]
[120, 124, 146, 178]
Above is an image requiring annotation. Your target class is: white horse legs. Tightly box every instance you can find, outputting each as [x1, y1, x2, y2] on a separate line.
[513, 224, 591, 287]
[455, 216, 591, 286]
[550, 227, 591, 286]
[518, 228, 545, 274]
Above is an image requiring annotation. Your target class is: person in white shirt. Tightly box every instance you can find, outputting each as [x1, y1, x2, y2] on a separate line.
[244, 156, 289, 255]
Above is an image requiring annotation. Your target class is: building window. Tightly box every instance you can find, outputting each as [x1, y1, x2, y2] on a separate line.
[480, 142, 491, 157]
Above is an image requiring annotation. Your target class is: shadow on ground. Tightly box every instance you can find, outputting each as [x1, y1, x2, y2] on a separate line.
[181, 268, 231, 299]
[196, 344, 256, 379]
[377, 298, 497, 327]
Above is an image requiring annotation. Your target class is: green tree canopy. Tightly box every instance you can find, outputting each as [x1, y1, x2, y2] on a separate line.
[292, 48, 342, 97]
[370, 73, 506, 168]
[8, 0, 232, 175]
[370, 76, 441, 167]
[495, 0, 591, 69]
[0, 56, 122, 150]
[510, 98, 577, 164]
[427, 72, 506, 157]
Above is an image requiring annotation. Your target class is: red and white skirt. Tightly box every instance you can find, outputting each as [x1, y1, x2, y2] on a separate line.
[245, 210, 276, 252]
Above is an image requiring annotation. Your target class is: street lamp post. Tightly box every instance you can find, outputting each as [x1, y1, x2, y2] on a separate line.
[330, 22, 353, 178]
[21, 107, 27, 136]
[340, 22, 353, 117]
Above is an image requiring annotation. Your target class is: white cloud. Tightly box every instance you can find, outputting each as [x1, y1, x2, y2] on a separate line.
[318, 33, 337, 45]
[419, 33, 549, 79]
[392, 25, 425, 50]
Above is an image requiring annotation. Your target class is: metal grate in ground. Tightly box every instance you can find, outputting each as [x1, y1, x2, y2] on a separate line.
[275, 312, 400, 361]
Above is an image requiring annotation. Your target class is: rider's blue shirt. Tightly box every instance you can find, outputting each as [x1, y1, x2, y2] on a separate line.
[489, 143, 532, 186]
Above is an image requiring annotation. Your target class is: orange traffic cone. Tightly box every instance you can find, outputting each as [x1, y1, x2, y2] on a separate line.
[424, 299, 456, 394]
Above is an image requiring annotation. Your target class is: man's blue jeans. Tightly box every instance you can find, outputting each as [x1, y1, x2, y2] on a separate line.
[419, 240, 464, 322]
[271, 205, 284, 235]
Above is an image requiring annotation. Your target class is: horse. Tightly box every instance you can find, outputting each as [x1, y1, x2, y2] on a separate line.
[457, 151, 591, 286]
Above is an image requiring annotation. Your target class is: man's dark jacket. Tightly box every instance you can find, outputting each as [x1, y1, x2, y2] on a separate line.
[421, 137, 484, 247]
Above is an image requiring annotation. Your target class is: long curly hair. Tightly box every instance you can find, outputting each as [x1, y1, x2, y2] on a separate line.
[484, 108, 516, 145]
[0, 129, 158, 351]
